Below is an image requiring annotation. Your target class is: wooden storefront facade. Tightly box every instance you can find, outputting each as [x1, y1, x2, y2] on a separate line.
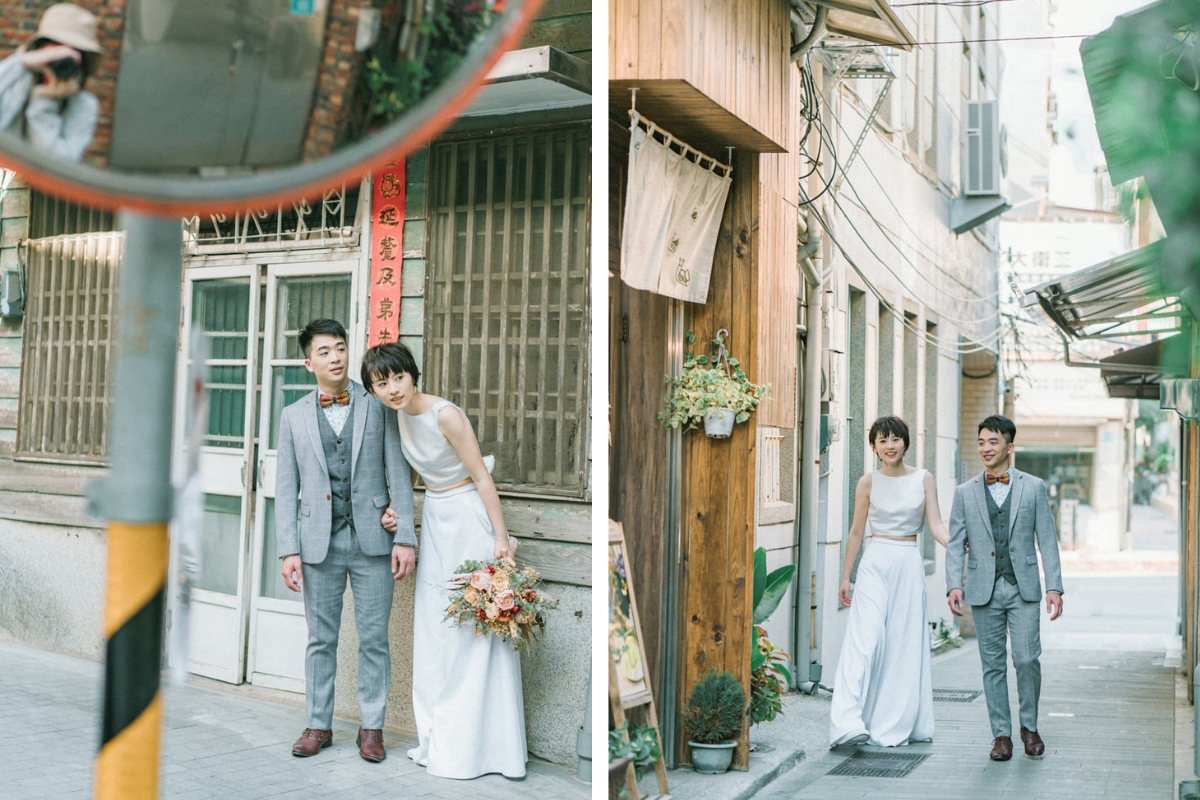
[609, 0, 803, 769]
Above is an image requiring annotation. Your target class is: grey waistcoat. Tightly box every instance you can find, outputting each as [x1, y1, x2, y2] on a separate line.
[316, 399, 355, 533]
[984, 482, 1017, 584]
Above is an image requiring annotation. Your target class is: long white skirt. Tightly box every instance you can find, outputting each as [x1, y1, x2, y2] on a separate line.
[829, 538, 934, 747]
[408, 483, 527, 779]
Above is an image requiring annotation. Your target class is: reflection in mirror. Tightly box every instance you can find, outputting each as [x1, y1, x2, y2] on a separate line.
[0, 0, 505, 170]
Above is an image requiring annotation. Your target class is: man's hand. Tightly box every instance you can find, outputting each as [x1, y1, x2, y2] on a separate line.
[381, 506, 397, 533]
[281, 555, 303, 593]
[948, 588, 964, 617]
[392, 544, 415, 581]
[1046, 591, 1063, 621]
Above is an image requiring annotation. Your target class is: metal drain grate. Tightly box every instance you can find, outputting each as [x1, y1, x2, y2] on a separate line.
[933, 688, 982, 703]
[828, 751, 930, 778]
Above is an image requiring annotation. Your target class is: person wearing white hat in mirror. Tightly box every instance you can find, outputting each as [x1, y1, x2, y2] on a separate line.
[0, 3, 101, 162]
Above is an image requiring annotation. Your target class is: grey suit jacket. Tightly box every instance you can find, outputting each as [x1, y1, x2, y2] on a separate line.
[274, 381, 416, 564]
[946, 467, 1064, 605]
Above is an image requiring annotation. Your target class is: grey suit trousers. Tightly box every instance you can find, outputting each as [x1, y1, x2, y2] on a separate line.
[301, 525, 394, 730]
[973, 576, 1041, 738]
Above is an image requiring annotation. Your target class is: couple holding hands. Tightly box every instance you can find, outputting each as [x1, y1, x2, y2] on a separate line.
[275, 319, 526, 780]
[830, 414, 1064, 763]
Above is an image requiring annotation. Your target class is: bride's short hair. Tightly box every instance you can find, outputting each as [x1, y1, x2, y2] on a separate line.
[868, 415, 910, 451]
[361, 342, 420, 391]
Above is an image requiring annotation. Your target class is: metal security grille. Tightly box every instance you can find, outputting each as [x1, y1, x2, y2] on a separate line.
[183, 184, 360, 254]
[29, 190, 117, 239]
[933, 688, 983, 703]
[827, 751, 930, 778]
[425, 129, 590, 497]
[17, 232, 124, 462]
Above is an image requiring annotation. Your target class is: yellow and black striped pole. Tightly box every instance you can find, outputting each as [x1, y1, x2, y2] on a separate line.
[93, 214, 183, 800]
[96, 523, 169, 800]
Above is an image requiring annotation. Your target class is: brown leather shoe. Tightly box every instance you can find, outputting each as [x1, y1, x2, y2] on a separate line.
[1020, 726, 1045, 759]
[357, 728, 386, 762]
[989, 736, 1013, 761]
[292, 728, 332, 757]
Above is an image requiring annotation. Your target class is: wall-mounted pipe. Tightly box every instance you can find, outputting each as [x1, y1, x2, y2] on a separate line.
[791, 5, 830, 62]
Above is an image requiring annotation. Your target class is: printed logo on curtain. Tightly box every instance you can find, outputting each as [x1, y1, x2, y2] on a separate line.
[369, 161, 405, 346]
[620, 114, 732, 304]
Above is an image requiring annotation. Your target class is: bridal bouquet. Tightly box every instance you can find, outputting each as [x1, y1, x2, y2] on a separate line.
[445, 559, 557, 650]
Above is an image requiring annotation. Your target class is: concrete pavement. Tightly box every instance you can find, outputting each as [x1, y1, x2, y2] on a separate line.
[650, 573, 1183, 800]
[0, 641, 588, 800]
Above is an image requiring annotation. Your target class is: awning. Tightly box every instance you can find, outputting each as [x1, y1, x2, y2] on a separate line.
[1021, 241, 1183, 340]
[1099, 335, 1191, 399]
[460, 46, 591, 118]
[808, 0, 916, 51]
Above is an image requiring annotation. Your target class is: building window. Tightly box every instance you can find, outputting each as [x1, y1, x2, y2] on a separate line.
[425, 128, 590, 498]
[17, 232, 123, 462]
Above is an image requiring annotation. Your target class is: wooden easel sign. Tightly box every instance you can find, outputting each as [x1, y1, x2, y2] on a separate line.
[609, 520, 670, 800]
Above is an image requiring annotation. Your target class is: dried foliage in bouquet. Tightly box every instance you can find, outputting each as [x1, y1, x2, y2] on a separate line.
[445, 558, 557, 650]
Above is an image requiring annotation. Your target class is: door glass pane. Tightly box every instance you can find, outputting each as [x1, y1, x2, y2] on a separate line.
[193, 279, 251, 448]
[269, 366, 317, 448]
[260, 498, 302, 601]
[197, 494, 242, 595]
[266, 275, 352, 449]
[275, 276, 353, 360]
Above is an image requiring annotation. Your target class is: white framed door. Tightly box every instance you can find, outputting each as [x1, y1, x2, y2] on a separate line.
[170, 265, 262, 684]
[246, 260, 360, 691]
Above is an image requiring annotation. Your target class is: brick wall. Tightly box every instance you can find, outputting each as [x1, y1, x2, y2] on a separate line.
[301, 0, 383, 161]
[959, 349, 1000, 477]
[0, 0, 125, 166]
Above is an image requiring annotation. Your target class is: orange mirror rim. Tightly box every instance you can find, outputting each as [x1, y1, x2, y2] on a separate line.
[0, 0, 545, 216]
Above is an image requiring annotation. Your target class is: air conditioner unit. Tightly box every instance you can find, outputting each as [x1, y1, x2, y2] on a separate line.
[964, 99, 1000, 196]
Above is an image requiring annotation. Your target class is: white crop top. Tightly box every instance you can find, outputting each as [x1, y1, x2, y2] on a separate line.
[867, 469, 927, 538]
[395, 399, 495, 490]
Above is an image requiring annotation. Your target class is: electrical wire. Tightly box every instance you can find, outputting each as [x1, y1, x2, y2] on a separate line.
[811, 204, 1006, 355]
[826, 89, 1007, 303]
[905, 34, 1089, 45]
[826, 189, 1004, 328]
[892, 0, 1023, 6]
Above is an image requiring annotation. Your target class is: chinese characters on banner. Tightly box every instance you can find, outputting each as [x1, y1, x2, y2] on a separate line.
[369, 162, 406, 346]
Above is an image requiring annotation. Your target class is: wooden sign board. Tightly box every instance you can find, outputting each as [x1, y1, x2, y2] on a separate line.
[609, 520, 669, 800]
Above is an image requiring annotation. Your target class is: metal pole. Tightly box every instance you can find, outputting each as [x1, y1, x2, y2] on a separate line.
[92, 212, 183, 800]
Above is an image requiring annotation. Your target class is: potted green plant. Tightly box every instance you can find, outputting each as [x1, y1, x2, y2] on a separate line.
[750, 548, 795, 725]
[681, 669, 746, 774]
[660, 330, 768, 438]
[608, 722, 662, 799]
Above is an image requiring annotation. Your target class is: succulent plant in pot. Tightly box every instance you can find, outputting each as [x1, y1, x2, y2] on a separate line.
[681, 668, 746, 774]
[659, 330, 768, 438]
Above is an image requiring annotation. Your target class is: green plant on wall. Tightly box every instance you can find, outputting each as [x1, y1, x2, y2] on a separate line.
[358, 1, 496, 133]
[659, 330, 768, 430]
[750, 547, 795, 725]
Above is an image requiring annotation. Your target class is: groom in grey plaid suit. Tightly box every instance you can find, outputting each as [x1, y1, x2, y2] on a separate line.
[275, 318, 416, 763]
[947, 415, 1064, 763]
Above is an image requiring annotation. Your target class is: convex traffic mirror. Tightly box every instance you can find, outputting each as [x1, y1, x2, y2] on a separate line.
[0, 0, 541, 213]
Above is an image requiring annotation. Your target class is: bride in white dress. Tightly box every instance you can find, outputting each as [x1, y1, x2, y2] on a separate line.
[829, 415, 951, 748]
[363, 343, 527, 780]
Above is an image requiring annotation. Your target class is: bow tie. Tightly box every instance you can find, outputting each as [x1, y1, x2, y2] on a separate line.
[986, 472, 1010, 485]
[319, 391, 349, 408]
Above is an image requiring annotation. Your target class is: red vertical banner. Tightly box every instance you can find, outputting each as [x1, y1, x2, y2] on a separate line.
[368, 161, 405, 347]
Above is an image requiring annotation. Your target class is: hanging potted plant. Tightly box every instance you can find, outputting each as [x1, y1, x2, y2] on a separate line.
[681, 668, 746, 774]
[659, 330, 768, 438]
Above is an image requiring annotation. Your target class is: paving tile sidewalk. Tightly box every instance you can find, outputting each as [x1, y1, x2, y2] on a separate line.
[0, 641, 588, 800]
[655, 577, 1181, 799]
